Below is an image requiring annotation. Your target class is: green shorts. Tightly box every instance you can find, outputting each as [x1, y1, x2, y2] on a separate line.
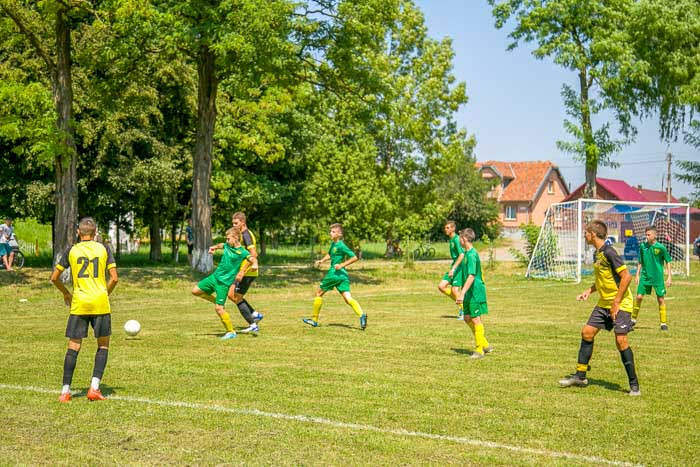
[637, 282, 666, 297]
[465, 301, 488, 318]
[197, 275, 231, 306]
[441, 268, 465, 288]
[320, 273, 351, 293]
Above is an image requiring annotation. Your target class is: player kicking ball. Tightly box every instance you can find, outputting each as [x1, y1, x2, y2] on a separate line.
[455, 228, 492, 359]
[50, 217, 119, 402]
[302, 223, 367, 330]
[559, 220, 641, 396]
[633, 226, 672, 330]
[438, 220, 466, 318]
[192, 227, 257, 340]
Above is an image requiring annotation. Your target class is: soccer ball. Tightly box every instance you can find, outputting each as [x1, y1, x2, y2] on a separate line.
[124, 320, 141, 337]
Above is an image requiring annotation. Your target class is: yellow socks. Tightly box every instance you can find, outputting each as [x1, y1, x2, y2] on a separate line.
[440, 287, 453, 299]
[474, 323, 486, 354]
[659, 303, 667, 324]
[632, 302, 640, 320]
[348, 299, 364, 317]
[312, 297, 323, 322]
[219, 312, 234, 333]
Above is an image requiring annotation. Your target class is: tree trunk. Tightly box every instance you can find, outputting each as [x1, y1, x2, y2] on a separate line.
[149, 213, 162, 261]
[116, 215, 121, 259]
[579, 68, 597, 199]
[191, 44, 217, 273]
[52, 6, 78, 265]
[259, 229, 266, 256]
[171, 223, 178, 260]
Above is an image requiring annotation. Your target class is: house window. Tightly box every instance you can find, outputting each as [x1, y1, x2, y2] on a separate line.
[548, 180, 555, 194]
[505, 205, 517, 220]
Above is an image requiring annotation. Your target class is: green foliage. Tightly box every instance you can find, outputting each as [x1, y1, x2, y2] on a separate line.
[676, 120, 700, 203]
[509, 222, 545, 266]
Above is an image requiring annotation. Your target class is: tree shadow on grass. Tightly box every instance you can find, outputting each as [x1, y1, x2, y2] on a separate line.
[0, 269, 44, 287]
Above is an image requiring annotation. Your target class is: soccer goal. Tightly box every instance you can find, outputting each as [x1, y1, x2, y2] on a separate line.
[527, 199, 691, 282]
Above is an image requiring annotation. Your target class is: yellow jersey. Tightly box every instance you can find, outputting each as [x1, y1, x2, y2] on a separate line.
[55, 240, 116, 315]
[593, 244, 633, 312]
[241, 229, 258, 277]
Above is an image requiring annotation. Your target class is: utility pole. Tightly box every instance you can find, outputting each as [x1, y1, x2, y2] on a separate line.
[666, 152, 672, 203]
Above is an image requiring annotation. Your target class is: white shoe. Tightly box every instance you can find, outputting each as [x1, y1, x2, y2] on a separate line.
[240, 323, 259, 334]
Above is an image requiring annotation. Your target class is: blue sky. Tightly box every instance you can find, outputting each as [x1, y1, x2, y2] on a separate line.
[414, 0, 698, 198]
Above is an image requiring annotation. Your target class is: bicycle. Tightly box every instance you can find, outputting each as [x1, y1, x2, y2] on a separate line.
[0, 234, 24, 270]
[412, 240, 435, 260]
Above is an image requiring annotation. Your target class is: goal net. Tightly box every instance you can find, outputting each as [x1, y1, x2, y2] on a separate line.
[527, 199, 690, 282]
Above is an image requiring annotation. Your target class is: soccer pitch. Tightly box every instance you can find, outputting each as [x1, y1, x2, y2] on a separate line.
[1, 261, 699, 465]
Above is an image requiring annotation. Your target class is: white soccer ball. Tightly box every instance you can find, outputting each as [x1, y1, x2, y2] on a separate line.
[124, 320, 141, 337]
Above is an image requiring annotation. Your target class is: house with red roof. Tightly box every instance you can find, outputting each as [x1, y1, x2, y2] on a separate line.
[563, 177, 678, 203]
[476, 161, 569, 233]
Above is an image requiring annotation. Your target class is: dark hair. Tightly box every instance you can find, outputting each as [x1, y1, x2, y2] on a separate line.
[585, 220, 607, 239]
[645, 225, 656, 233]
[445, 220, 456, 229]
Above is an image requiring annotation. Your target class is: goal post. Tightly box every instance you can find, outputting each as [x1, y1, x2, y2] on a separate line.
[527, 199, 691, 282]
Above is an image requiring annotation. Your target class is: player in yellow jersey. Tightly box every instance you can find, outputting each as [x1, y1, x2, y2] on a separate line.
[558, 220, 640, 396]
[50, 218, 118, 403]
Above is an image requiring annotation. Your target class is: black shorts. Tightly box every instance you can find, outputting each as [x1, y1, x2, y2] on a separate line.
[235, 276, 256, 295]
[586, 306, 634, 335]
[66, 314, 112, 339]
[187, 243, 193, 254]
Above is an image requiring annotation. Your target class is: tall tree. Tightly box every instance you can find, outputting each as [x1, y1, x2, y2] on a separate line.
[489, 0, 650, 197]
[0, 0, 85, 261]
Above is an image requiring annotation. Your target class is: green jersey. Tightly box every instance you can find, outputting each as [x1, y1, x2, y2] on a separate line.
[638, 241, 671, 285]
[449, 235, 465, 266]
[214, 244, 250, 285]
[327, 240, 355, 277]
[462, 247, 486, 304]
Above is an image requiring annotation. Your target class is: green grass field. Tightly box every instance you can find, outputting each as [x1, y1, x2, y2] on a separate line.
[1, 260, 698, 465]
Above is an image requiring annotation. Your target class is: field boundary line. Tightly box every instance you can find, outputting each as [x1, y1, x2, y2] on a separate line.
[0, 383, 642, 466]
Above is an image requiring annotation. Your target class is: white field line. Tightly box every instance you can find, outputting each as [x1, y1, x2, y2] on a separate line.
[0, 383, 642, 466]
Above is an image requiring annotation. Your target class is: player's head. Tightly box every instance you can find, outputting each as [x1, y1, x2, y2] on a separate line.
[77, 217, 97, 240]
[4, 216, 11, 225]
[444, 220, 456, 235]
[458, 228, 475, 247]
[584, 220, 607, 245]
[645, 225, 657, 243]
[329, 223, 343, 240]
[232, 212, 247, 230]
[187, 218, 192, 226]
[225, 227, 241, 246]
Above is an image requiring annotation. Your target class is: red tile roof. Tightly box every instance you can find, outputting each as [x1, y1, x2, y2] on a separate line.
[637, 188, 679, 203]
[477, 160, 565, 202]
[565, 178, 682, 203]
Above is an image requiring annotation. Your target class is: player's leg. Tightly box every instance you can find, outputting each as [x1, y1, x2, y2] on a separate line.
[341, 289, 366, 330]
[87, 315, 112, 401]
[560, 307, 605, 388]
[467, 304, 490, 358]
[7, 249, 14, 269]
[214, 303, 236, 339]
[632, 283, 650, 323]
[303, 288, 326, 327]
[438, 277, 453, 299]
[192, 285, 215, 303]
[613, 311, 640, 395]
[61, 314, 88, 402]
[656, 285, 668, 330]
[229, 278, 261, 332]
[451, 286, 463, 318]
[1, 250, 9, 270]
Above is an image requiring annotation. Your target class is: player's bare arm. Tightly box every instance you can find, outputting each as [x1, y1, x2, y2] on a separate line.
[666, 263, 672, 287]
[315, 253, 330, 267]
[449, 252, 464, 278]
[456, 274, 475, 304]
[107, 268, 119, 295]
[335, 255, 358, 271]
[577, 284, 596, 301]
[208, 243, 225, 254]
[50, 268, 72, 306]
[635, 262, 641, 284]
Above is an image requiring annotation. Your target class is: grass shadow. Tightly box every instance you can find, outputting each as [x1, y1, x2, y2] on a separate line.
[586, 378, 625, 393]
[71, 384, 124, 398]
[327, 323, 362, 331]
[0, 269, 37, 286]
[451, 348, 477, 356]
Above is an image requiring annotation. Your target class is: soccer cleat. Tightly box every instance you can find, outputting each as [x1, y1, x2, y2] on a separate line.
[470, 351, 485, 359]
[483, 346, 494, 354]
[220, 331, 237, 340]
[252, 311, 264, 323]
[240, 323, 259, 334]
[360, 314, 367, 330]
[628, 386, 642, 396]
[302, 318, 319, 327]
[458, 309, 464, 319]
[631, 319, 637, 326]
[58, 392, 72, 403]
[660, 324, 668, 331]
[86, 388, 105, 401]
[558, 374, 588, 388]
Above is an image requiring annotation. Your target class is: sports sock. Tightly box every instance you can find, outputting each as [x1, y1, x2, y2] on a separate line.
[632, 302, 640, 320]
[474, 323, 486, 354]
[659, 303, 667, 324]
[440, 287, 453, 298]
[237, 300, 255, 324]
[576, 339, 594, 378]
[312, 297, 323, 322]
[619, 347, 639, 387]
[219, 312, 234, 332]
[62, 349, 79, 388]
[62, 384, 71, 395]
[348, 299, 364, 317]
[92, 348, 108, 382]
